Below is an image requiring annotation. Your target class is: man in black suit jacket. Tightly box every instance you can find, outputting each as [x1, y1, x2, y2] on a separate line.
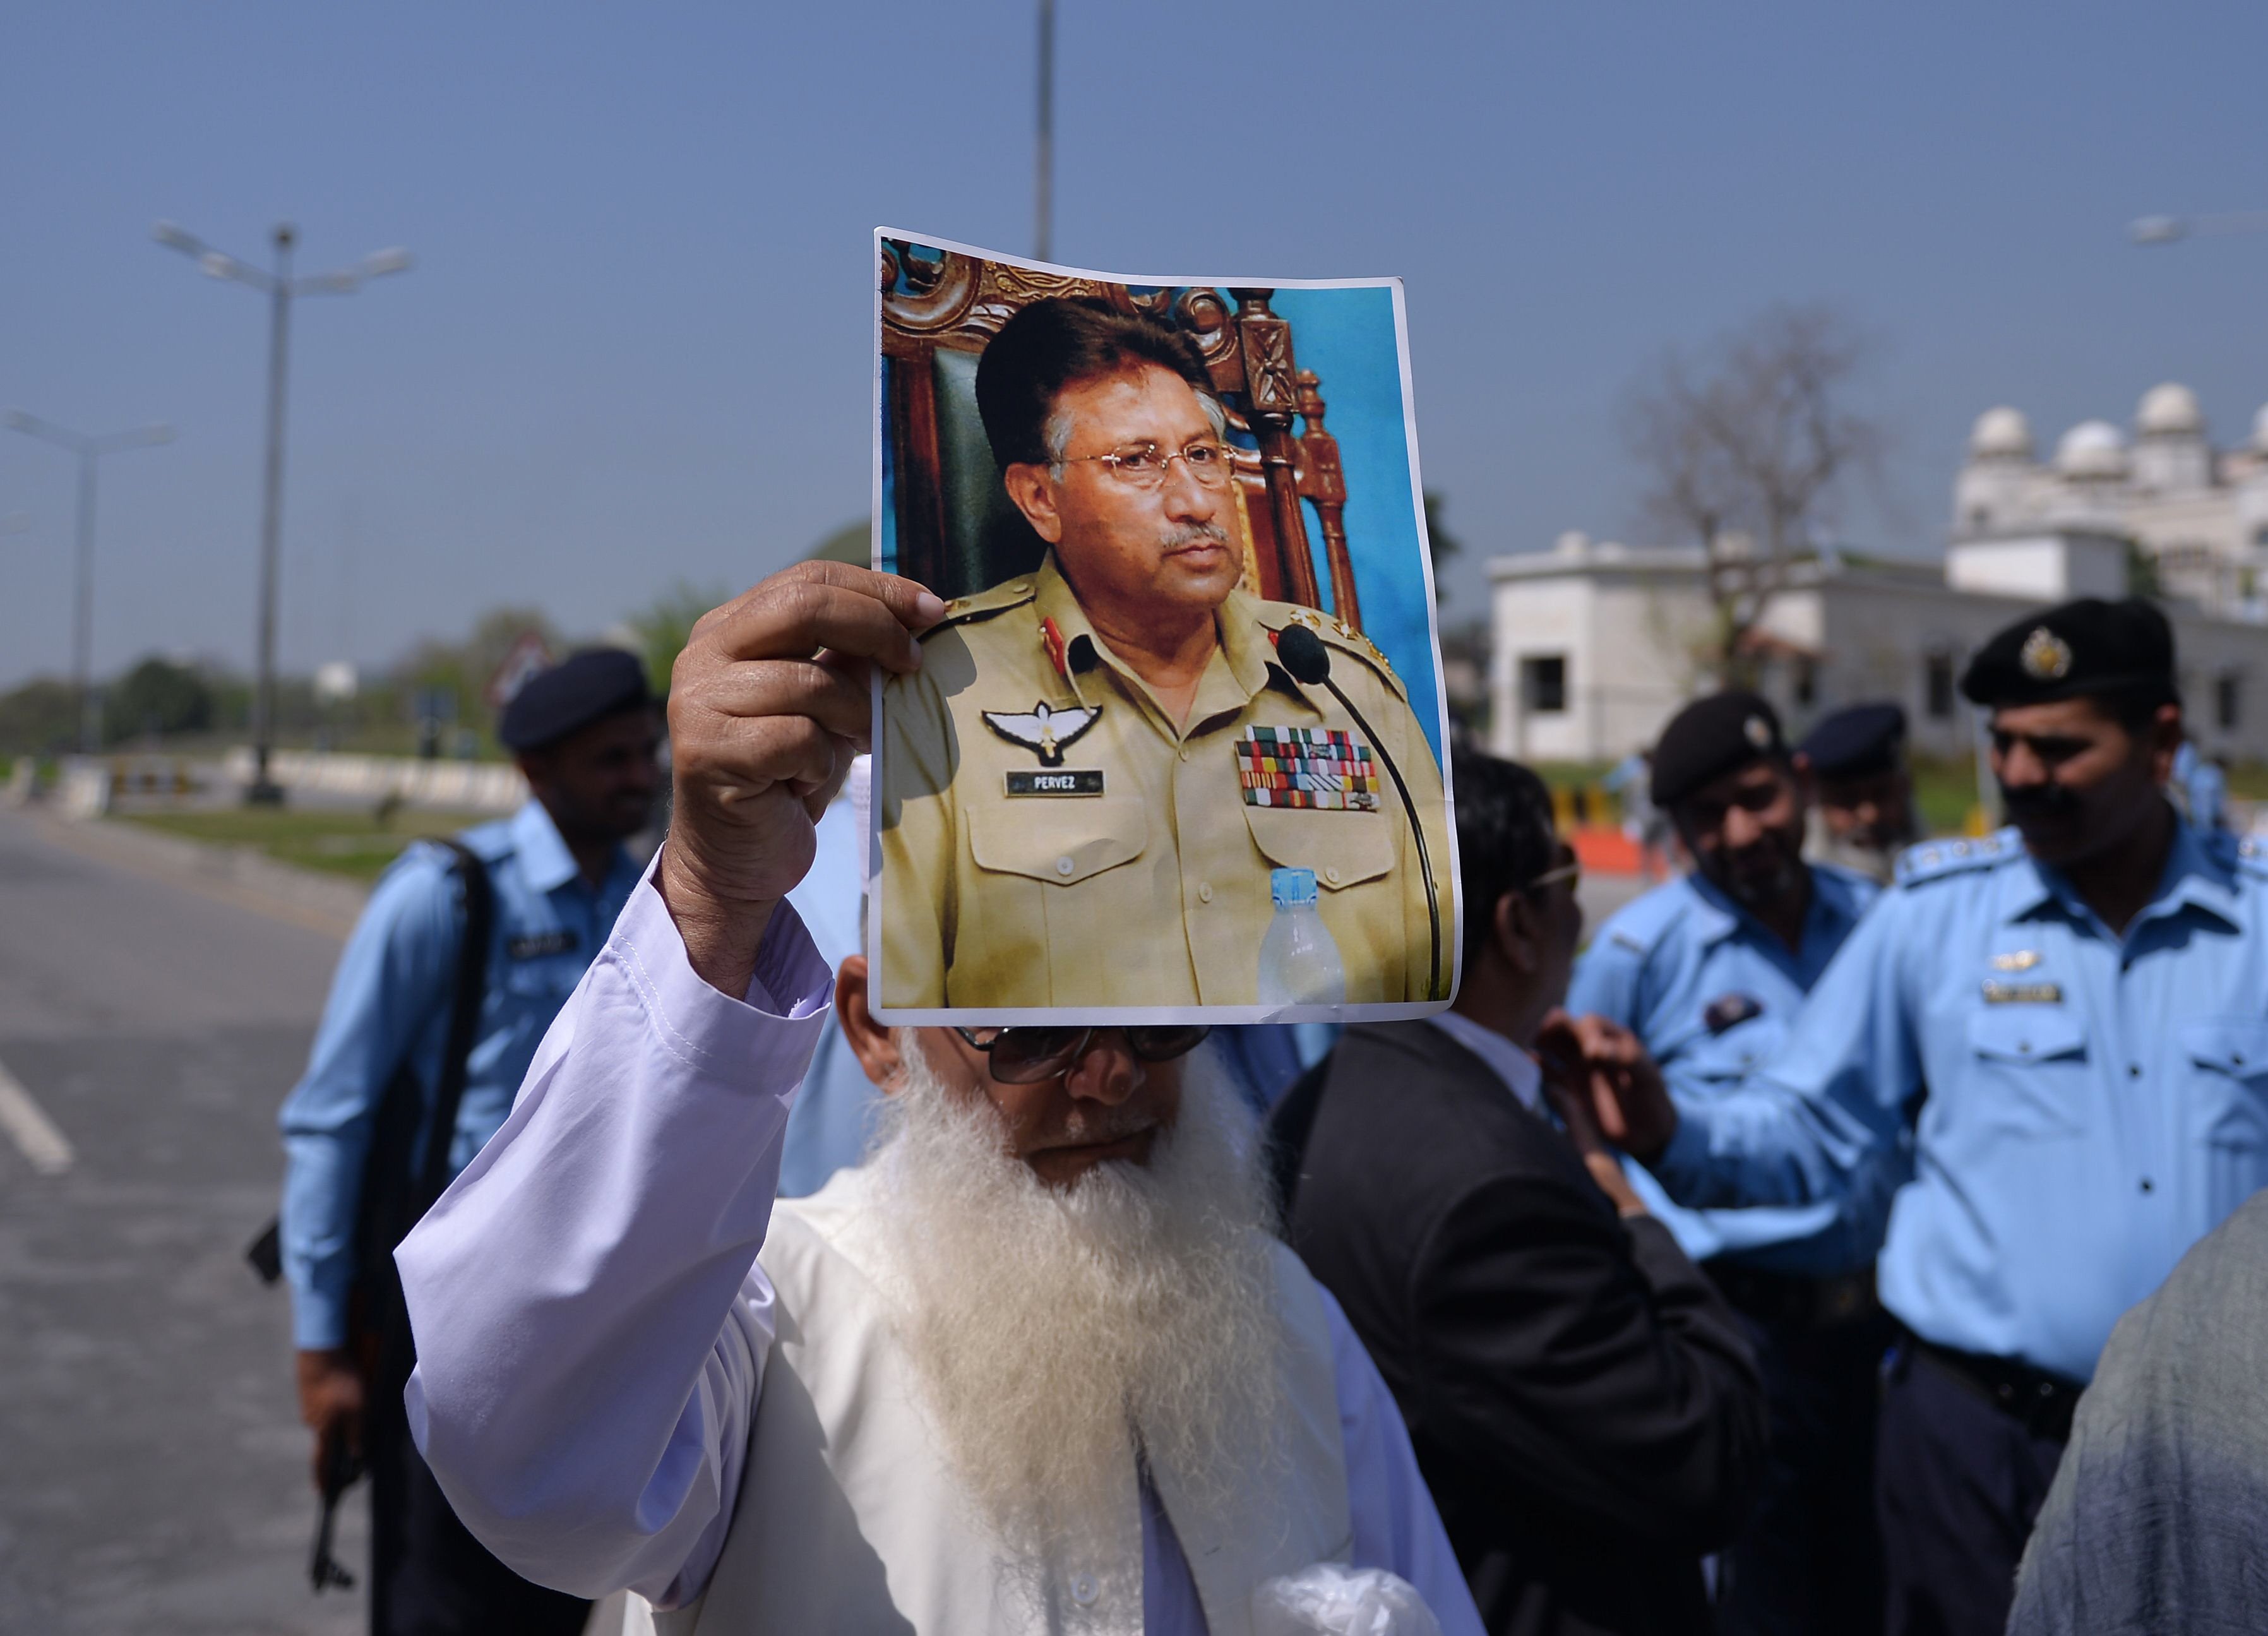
[1272, 754, 1767, 1636]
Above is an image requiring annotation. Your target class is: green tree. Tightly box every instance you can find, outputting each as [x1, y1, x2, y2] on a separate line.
[105, 657, 216, 744]
[625, 581, 732, 695]
[1423, 491, 1461, 601]
[0, 679, 78, 757]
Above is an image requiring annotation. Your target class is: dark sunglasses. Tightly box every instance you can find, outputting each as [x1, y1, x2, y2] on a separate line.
[950, 1024, 1212, 1085]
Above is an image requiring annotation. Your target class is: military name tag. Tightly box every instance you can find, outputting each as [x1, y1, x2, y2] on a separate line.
[1006, 769, 1104, 796]
[508, 930, 578, 960]
[1982, 981, 2062, 1005]
[1236, 725, 1381, 811]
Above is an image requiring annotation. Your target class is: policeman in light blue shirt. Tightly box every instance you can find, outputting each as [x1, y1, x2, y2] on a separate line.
[1568, 690, 1894, 1636]
[279, 647, 657, 1635]
[1557, 597, 2262, 1636]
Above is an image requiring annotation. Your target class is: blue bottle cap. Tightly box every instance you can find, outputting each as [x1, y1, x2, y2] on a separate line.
[1270, 867, 1318, 908]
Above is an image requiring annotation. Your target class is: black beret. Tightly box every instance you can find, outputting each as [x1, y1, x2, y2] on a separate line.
[1958, 597, 2175, 708]
[1650, 690, 1788, 808]
[1798, 702, 1907, 780]
[498, 648, 653, 752]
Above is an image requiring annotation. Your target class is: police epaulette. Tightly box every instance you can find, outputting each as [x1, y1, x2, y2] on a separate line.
[919, 579, 1037, 642]
[2231, 832, 2268, 877]
[1894, 830, 2015, 888]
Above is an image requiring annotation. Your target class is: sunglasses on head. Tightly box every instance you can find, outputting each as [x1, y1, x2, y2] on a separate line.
[950, 1024, 1212, 1084]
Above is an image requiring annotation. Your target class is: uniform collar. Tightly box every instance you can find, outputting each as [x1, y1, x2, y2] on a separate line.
[1683, 863, 1865, 959]
[511, 798, 588, 895]
[2002, 814, 2241, 934]
[1030, 551, 1292, 725]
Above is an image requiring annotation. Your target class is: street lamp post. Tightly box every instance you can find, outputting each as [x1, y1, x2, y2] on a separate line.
[152, 219, 412, 804]
[1035, 0, 1054, 261]
[1, 412, 174, 753]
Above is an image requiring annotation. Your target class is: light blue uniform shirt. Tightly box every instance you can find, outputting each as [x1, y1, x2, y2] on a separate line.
[1568, 863, 1890, 1274]
[278, 799, 640, 1349]
[1655, 820, 2268, 1383]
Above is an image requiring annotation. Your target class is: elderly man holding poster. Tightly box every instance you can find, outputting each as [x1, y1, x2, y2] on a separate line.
[879, 295, 1453, 1013]
[395, 557, 1482, 1635]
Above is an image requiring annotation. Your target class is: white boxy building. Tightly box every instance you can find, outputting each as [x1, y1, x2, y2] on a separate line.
[1489, 384, 2268, 764]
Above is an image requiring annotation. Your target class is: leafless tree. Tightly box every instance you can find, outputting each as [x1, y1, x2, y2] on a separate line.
[1622, 304, 1887, 681]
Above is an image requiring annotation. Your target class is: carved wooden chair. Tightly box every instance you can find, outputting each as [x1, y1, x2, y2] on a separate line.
[880, 239, 1365, 628]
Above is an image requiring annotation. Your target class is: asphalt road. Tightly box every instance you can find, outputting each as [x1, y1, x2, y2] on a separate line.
[0, 808, 363, 1635]
[0, 799, 1651, 1634]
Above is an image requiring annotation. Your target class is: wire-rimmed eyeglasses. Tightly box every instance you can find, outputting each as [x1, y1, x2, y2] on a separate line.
[1058, 440, 1238, 490]
[950, 1024, 1212, 1084]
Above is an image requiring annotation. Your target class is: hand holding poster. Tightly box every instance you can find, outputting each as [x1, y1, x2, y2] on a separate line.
[872, 232, 1459, 1024]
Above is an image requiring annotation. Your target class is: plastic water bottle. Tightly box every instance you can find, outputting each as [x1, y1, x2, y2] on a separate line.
[1256, 868, 1347, 1006]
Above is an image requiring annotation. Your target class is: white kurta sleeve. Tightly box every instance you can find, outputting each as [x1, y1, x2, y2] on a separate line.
[397, 858, 833, 1606]
[1326, 1286, 1488, 1636]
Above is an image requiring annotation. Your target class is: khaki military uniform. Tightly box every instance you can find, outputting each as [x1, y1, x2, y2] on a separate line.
[879, 552, 1453, 1011]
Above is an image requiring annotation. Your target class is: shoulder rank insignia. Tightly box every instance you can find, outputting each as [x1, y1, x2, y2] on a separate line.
[981, 700, 1100, 767]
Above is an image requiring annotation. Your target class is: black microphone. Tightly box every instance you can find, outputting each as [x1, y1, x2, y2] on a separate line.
[1274, 624, 1444, 1001]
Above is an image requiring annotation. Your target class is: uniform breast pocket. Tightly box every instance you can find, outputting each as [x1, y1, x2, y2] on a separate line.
[1241, 804, 1394, 892]
[1966, 1005, 2091, 1137]
[968, 797, 1150, 887]
[2181, 1018, 2268, 1152]
[1678, 1017, 1784, 1090]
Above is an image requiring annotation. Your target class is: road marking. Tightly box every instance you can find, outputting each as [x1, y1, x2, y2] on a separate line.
[0, 1054, 74, 1175]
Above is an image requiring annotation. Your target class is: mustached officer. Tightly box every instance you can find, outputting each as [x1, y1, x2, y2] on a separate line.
[1568, 692, 1894, 1635]
[1551, 597, 2268, 1636]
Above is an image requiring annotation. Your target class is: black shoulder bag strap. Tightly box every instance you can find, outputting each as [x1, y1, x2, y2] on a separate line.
[408, 839, 495, 1221]
[244, 837, 497, 1289]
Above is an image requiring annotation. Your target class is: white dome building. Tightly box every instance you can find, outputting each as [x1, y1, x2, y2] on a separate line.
[2134, 383, 2212, 492]
[2056, 419, 2130, 481]
[1969, 406, 2034, 461]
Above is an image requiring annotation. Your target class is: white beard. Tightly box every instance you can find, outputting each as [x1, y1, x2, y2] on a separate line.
[866, 1040, 1286, 1561]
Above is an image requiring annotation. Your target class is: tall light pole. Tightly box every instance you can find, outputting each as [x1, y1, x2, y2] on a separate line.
[2, 412, 174, 753]
[153, 219, 412, 804]
[1035, 0, 1054, 261]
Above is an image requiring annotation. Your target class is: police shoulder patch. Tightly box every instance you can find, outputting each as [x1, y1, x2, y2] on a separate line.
[1894, 828, 2018, 889]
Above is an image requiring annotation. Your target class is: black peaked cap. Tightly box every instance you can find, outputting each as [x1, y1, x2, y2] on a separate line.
[1650, 690, 1787, 808]
[498, 648, 653, 752]
[1958, 597, 2175, 708]
[1798, 702, 1907, 779]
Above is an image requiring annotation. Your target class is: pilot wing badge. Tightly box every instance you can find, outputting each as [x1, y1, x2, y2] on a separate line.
[981, 700, 1101, 768]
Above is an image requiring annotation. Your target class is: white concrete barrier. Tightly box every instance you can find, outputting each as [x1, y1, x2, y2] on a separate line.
[219, 748, 528, 814]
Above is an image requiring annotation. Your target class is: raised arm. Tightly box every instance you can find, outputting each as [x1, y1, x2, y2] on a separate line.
[396, 563, 943, 1604]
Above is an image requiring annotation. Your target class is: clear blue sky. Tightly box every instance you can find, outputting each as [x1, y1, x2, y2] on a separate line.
[4, 1, 2265, 688]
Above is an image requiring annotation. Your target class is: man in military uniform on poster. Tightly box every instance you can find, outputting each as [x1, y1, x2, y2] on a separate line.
[1796, 701, 1920, 886]
[1566, 691, 1895, 1636]
[881, 296, 1452, 1010]
[1551, 597, 2268, 1636]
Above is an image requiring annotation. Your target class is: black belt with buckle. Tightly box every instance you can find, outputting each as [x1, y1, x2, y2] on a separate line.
[1909, 1336, 2083, 1444]
[1702, 1260, 1880, 1329]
